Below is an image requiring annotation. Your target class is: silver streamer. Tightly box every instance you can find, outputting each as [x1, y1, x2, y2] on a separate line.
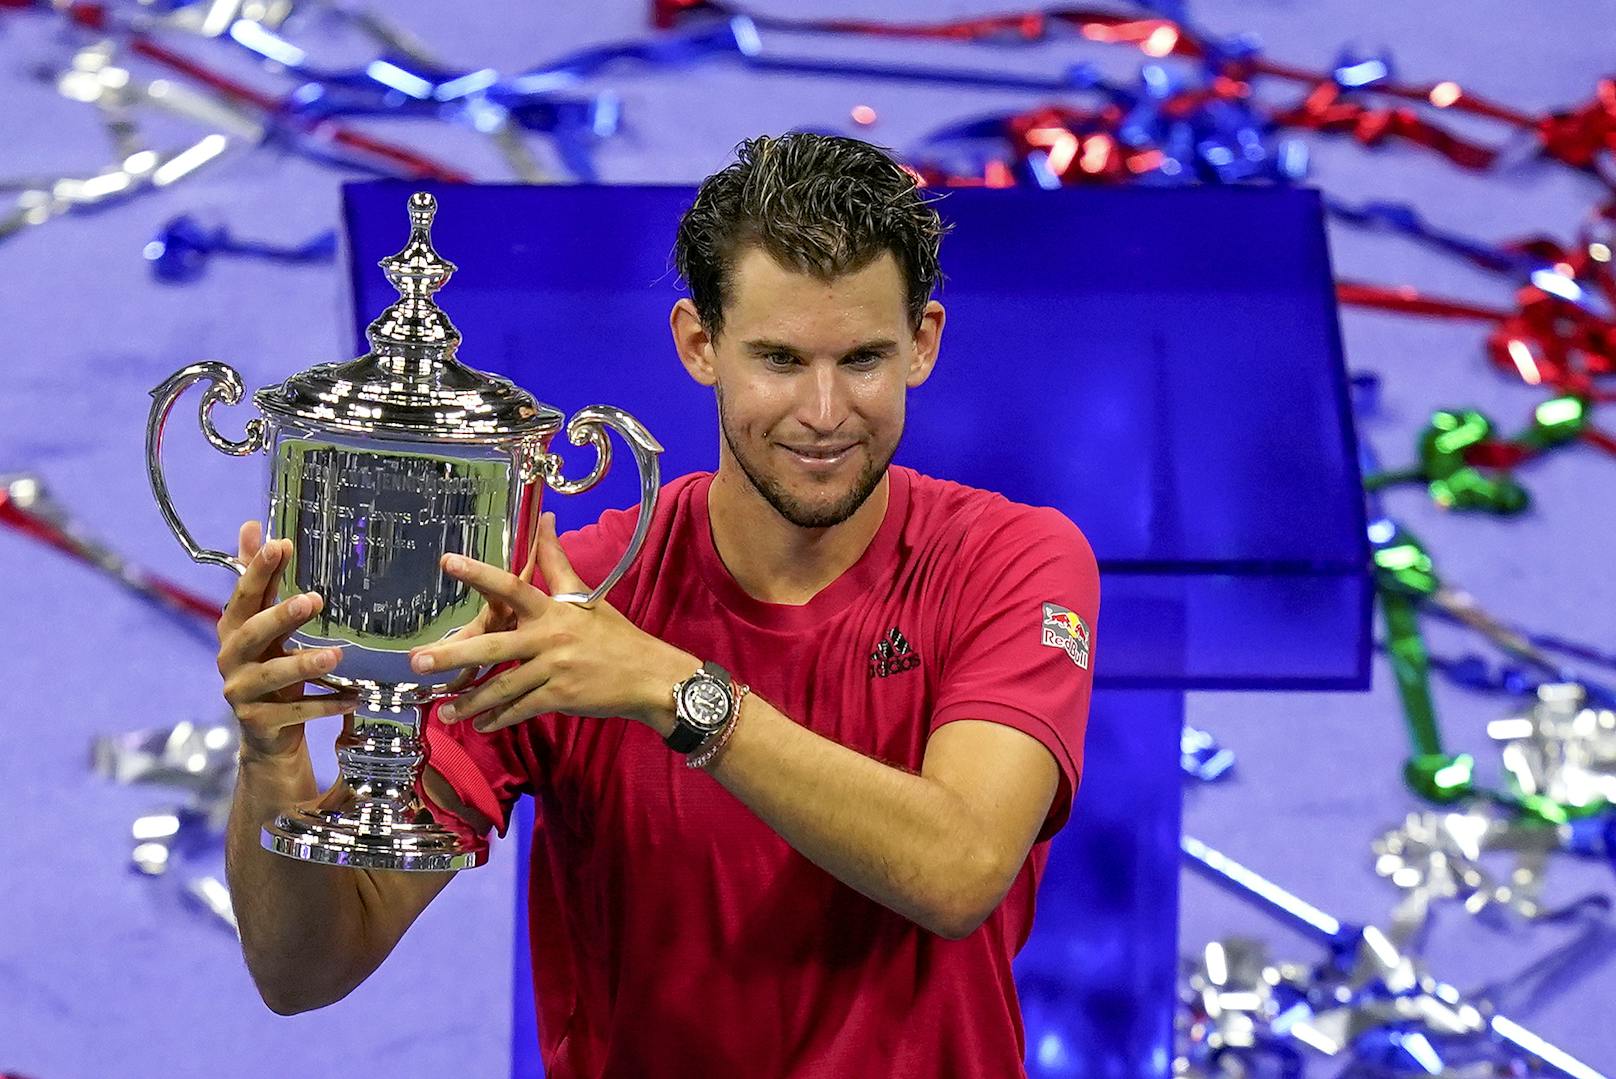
[1373, 807, 1559, 931]
[1372, 684, 1616, 957]
[92, 719, 240, 933]
[1178, 837, 1605, 1078]
[1177, 929, 1603, 1077]
[1489, 684, 1616, 816]
[133, 0, 548, 180]
[1183, 724, 1237, 783]
[1, 42, 250, 242]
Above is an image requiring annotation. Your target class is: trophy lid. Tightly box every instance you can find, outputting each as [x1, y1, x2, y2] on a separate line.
[254, 192, 563, 443]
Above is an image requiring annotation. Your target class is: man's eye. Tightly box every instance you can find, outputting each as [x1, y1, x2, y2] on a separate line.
[765, 353, 797, 368]
[846, 353, 881, 368]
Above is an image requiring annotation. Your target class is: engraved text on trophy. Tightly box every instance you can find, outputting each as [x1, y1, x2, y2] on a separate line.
[268, 439, 511, 650]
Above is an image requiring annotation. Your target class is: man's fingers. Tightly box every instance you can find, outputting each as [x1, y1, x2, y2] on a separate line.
[410, 630, 525, 676]
[220, 590, 326, 670]
[535, 512, 587, 595]
[240, 692, 360, 731]
[442, 554, 545, 617]
[472, 685, 557, 734]
[217, 537, 285, 641]
[238, 520, 263, 565]
[444, 667, 481, 694]
[453, 604, 493, 640]
[223, 647, 343, 706]
[258, 538, 291, 612]
[428, 608, 494, 691]
[444, 661, 550, 725]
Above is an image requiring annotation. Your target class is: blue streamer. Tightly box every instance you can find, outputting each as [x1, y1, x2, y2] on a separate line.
[1331, 45, 1396, 91]
[143, 215, 336, 284]
[224, 22, 627, 181]
[1326, 197, 1553, 280]
[905, 47, 1307, 188]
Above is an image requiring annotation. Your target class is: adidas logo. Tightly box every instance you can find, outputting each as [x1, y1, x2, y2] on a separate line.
[868, 627, 921, 679]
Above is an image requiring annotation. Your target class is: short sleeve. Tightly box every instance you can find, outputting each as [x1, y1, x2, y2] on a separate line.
[418, 682, 538, 841]
[930, 505, 1100, 843]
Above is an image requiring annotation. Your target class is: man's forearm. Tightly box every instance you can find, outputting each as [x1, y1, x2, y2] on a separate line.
[226, 740, 377, 1013]
[641, 653, 1007, 938]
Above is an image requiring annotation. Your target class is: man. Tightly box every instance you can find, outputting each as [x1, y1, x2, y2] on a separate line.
[217, 133, 1100, 1077]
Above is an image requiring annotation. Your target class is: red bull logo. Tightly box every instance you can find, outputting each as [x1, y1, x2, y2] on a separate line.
[1041, 602, 1091, 669]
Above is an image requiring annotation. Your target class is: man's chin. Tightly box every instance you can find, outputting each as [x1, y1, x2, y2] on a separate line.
[719, 419, 893, 530]
[760, 471, 884, 530]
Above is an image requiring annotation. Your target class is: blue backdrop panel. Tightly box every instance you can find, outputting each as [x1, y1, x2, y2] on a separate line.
[340, 181, 1366, 1078]
[342, 182, 1369, 693]
[1018, 689, 1183, 1078]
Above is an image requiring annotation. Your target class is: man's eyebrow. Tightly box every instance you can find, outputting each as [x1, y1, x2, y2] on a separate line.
[742, 339, 899, 356]
[742, 339, 800, 354]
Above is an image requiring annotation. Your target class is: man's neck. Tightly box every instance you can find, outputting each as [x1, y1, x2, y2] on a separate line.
[707, 465, 890, 607]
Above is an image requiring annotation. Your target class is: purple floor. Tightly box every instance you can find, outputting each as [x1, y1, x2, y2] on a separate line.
[3, 1, 1613, 1075]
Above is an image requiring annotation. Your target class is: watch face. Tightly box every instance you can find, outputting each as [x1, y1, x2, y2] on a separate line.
[679, 678, 731, 731]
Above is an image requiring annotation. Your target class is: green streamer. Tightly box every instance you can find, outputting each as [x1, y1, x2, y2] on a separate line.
[1363, 395, 1598, 818]
[1418, 409, 1529, 513]
[1371, 522, 1476, 802]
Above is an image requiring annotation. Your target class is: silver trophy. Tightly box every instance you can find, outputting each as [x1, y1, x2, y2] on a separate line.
[145, 192, 663, 871]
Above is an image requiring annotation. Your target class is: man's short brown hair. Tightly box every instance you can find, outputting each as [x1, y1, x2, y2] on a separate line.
[673, 133, 949, 337]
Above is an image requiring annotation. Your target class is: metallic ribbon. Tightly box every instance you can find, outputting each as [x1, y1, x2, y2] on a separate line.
[1362, 398, 1590, 515]
[1180, 836, 1605, 1078]
[1, 41, 246, 242]
[0, 474, 221, 630]
[1368, 517, 1476, 803]
[1373, 807, 1562, 927]
[1182, 725, 1236, 783]
[1490, 684, 1616, 824]
[1, 0, 470, 181]
[211, 2, 607, 181]
[91, 718, 240, 933]
[655, 3, 1615, 177]
[144, 214, 337, 283]
[116, 0, 619, 181]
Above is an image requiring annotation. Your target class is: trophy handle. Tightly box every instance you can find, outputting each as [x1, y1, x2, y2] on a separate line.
[538, 404, 664, 608]
[146, 361, 270, 576]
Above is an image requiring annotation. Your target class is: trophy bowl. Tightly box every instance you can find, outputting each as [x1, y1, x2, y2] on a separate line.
[145, 192, 663, 871]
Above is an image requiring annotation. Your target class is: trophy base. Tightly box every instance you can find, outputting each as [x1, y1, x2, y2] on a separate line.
[264, 798, 488, 873]
[260, 700, 488, 872]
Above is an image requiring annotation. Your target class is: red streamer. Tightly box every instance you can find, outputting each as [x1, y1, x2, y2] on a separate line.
[654, 2, 1616, 179]
[1337, 280, 1616, 410]
[0, 486, 223, 624]
[1334, 282, 1507, 321]
[1273, 83, 1498, 170]
[1487, 289, 1616, 403]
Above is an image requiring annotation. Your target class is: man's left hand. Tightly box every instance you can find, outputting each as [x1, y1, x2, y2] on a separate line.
[409, 511, 693, 734]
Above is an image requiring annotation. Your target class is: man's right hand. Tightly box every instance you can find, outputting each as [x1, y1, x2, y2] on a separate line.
[217, 520, 359, 760]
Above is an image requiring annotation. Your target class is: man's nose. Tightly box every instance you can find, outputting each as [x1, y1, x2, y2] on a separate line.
[796, 364, 850, 433]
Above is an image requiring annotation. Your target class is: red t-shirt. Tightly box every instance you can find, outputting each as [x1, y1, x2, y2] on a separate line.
[420, 464, 1100, 1078]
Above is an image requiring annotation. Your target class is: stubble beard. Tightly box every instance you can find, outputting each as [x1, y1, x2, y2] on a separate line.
[716, 385, 894, 530]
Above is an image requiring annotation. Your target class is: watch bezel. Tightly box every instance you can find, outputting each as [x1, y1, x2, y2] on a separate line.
[677, 672, 733, 734]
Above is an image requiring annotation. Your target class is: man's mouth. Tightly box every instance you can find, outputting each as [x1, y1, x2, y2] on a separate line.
[780, 443, 856, 468]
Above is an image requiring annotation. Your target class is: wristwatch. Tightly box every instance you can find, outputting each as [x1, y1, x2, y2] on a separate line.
[666, 660, 738, 754]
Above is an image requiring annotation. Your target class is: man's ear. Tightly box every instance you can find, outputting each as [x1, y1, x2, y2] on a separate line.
[670, 298, 718, 387]
[906, 300, 945, 389]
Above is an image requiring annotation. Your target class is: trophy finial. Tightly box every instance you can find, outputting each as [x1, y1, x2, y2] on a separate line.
[368, 191, 462, 367]
[408, 191, 436, 225]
